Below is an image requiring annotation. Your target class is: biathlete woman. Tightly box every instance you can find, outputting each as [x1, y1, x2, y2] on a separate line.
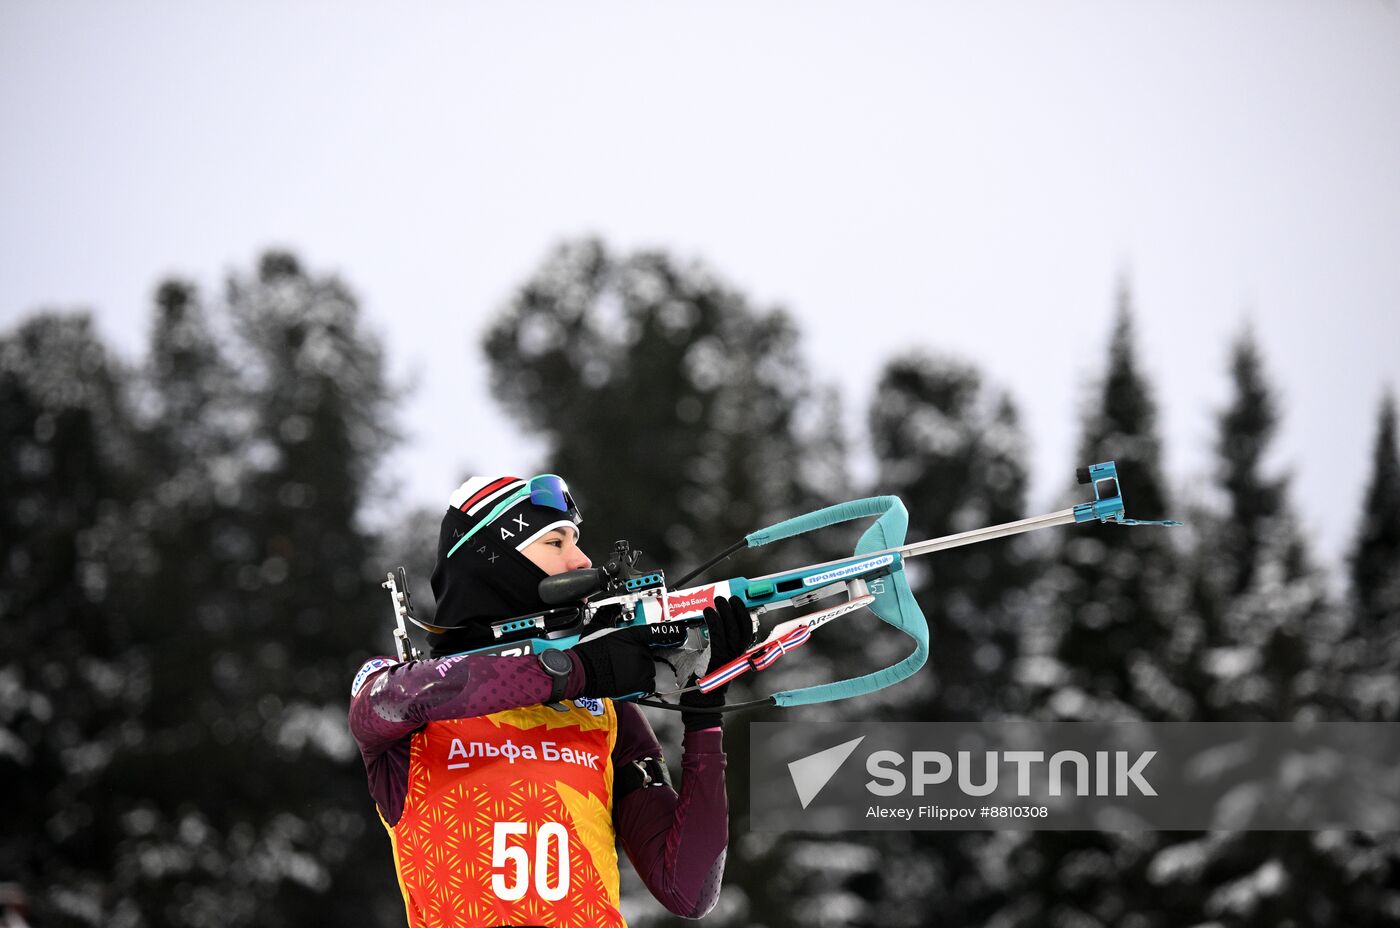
[348, 474, 755, 927]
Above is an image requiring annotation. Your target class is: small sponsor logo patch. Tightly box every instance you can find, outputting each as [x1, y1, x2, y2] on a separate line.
[573, 696, 606, 716]
[351, 658, 394, 696]
[666, 585, 718, 616]
[802, 555, 894, 587]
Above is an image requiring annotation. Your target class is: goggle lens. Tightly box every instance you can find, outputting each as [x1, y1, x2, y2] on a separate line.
[528, 474, 575, 513]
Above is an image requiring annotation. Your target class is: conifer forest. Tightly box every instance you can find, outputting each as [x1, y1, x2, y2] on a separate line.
[3, 239, 1398, 927]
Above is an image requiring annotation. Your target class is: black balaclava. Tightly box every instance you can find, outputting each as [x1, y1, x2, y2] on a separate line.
[428, 475, 582, 657]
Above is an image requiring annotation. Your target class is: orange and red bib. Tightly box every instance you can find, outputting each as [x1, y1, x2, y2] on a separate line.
[382, 697, 623, 928]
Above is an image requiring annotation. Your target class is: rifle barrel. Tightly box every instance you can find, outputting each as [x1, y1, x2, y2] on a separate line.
[747, 507, 1080, 583]
[899, 507, 1078, 560]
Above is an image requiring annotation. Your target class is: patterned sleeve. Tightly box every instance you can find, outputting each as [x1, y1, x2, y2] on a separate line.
[347, 650, 587, 823]
[611, 702, 728, 918]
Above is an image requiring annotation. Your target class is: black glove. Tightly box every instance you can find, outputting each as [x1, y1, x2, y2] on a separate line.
[574, 622, 688, 699]
[680, 596, 758, 731]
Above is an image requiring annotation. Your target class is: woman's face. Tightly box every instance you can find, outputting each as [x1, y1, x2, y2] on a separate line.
[521, 526, 592, 576]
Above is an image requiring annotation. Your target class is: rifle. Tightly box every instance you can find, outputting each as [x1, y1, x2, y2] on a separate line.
[383, 460, 1179, 711]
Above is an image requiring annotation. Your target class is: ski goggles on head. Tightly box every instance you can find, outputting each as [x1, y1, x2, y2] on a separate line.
[525, 473, 577, 514]
[449, 474, 581, 557]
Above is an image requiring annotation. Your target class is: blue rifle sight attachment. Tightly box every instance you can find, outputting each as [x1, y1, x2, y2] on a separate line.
[1073, 460, 1182, 526]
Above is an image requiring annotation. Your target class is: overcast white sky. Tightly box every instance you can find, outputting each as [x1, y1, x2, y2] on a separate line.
[3, 1, 1398, 567]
